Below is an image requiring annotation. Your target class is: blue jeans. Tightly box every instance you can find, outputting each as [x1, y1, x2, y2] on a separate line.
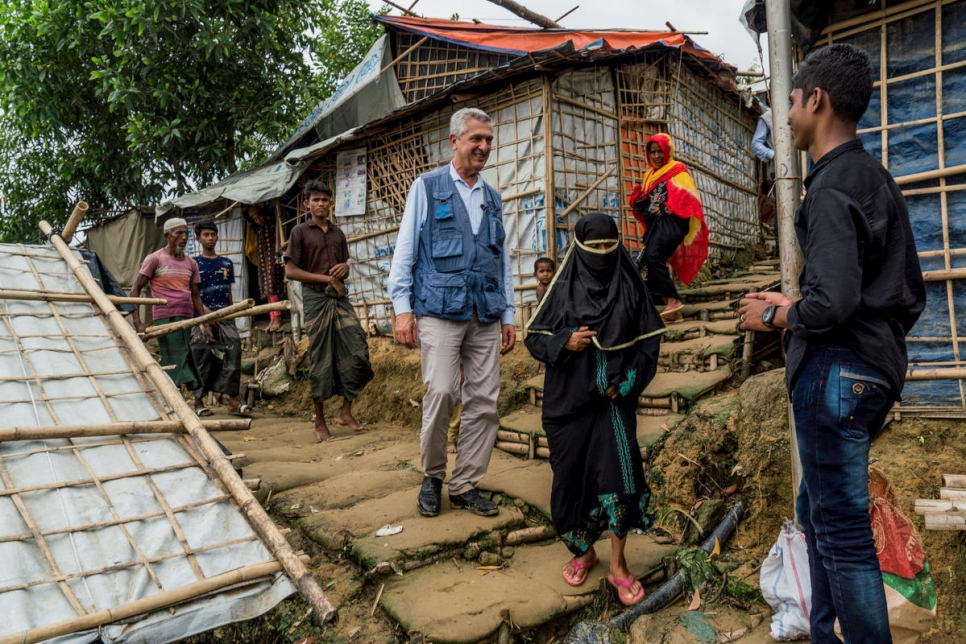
[791, 344, 893, 643]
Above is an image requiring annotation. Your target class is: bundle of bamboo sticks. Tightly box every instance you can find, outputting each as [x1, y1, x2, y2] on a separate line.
[914, 474, 966, 531]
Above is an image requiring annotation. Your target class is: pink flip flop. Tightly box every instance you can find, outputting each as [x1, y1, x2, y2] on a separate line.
[607, 572, 645, 605]
[562, 555, 599, 586]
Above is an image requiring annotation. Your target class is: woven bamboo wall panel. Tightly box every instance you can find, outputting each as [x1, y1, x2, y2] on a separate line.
[548, 67, 622, 261]
[392, 32, 514, 103]
[668, 61, 759, 256]
[615, 56, 671, 254]
[824, 0, 966, 410]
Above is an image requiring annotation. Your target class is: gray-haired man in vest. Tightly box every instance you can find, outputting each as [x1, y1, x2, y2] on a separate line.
[388, 107, 515, 518]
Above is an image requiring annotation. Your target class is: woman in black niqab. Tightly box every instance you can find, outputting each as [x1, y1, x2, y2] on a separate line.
[524, 212, 665, 606]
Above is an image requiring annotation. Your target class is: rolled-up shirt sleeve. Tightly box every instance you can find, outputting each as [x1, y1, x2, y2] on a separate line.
[387, 177, 427, 316]
[786, 188, 863, 335]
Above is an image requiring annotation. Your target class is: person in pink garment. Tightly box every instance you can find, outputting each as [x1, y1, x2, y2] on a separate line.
[130, 217, 210, 392]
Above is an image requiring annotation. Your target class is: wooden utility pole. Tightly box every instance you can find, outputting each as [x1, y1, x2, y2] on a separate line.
[484, 0, 562, 29]
[765, 0, 805, 522]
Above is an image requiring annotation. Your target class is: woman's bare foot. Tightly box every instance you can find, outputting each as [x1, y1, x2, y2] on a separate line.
[266, 317, 281, 333]
[447, 441, 457, 454]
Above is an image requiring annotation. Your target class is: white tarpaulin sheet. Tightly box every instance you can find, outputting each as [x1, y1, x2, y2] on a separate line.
[271, 34, 406, 161]
[0, 243, 295, 643]
[156, 161, 304, 215]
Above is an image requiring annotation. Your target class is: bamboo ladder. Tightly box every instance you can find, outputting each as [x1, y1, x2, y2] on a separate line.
[34, 212, 337, 621]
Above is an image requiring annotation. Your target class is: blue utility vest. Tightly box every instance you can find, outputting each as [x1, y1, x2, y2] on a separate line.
[411, 166, 507, 323]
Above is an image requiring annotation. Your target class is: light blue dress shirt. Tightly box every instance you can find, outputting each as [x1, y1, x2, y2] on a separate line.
[388, 162, 516, 325]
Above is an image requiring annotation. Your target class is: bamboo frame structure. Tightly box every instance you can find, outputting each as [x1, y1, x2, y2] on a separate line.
[0, 418, 250, 442]
[59, 201, 89, 243]
[223, 300, 291, 320]
[142, 298, 255, 339]
[0, 288, 166, 306]
[0, 557, 309, 644]
[12, 223, 338, 631]
[914, 471, 966, 531]
[184, 24, 760, 339]
[824, 0, 966, 412]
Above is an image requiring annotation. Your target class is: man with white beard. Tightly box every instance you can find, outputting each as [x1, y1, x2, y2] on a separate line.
[130, 217, 210, 395]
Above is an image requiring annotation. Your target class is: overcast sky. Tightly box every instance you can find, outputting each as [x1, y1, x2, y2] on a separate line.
[368, 0, 768, 73]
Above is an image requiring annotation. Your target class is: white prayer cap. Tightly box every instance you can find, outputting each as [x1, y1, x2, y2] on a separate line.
[163, 217, 188, 233]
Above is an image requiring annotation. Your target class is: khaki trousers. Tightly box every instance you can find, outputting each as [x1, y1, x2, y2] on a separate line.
[417, 315, 501, 495]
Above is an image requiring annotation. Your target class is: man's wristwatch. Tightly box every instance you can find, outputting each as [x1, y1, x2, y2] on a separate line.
[761, 305, 779, 330]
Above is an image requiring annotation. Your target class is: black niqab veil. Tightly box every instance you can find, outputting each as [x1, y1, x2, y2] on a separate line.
[527, 212, 665, 349]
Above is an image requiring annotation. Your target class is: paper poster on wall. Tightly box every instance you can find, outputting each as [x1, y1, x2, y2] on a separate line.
[336, 148, 367, 217]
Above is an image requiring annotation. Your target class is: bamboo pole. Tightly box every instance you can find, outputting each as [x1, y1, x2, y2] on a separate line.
[944, 474, 966, 488]
[915, 498, 965, 514]
[143, 299, 255, 339]
[0, 419, 251, 442]
[59, 201, 90, 243]
[484, 0, 562, 28]
[0, 557, 309, 644]
[503, 525, 555, 546]
[922, 267, 966, 282]
[894, 162, 966, 186]
[39, 220, 338, 623]
[496, 430, 529, 444]
[923, 513, 965, 530]
[543, 74, 558, 261]
[0, 494, 232, 545]
[906, 368, 966, 380]
[212, 200, 240, 219]
[348, 226, 400, 244]
[496, 441, 529, 455]
[941, 488, 966, 500]
[380, 35, 429, 74]
[223, 301, 291, 321]
[0, 462, 199, 497]
[0, 289, 167, 306]
[557, 166, 618, 222]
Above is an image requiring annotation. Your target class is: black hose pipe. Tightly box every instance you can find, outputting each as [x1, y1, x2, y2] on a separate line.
[609, 500, 745, 631]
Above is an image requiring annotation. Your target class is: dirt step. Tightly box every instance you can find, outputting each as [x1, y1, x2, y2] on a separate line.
[679, 275, 780, 302]
[640, 366, 733, 410]
[701, 272, 780, 287]
[276, 448, 555, 562]
[495, 405, 685, 460]
[662, 317, 744, 341]
[658, 334, 739, 372]
[379, 537, 677, 644]
[214, 425, 420, 494]
[680, 299, 735, 319]
[524, 365, 731, 413]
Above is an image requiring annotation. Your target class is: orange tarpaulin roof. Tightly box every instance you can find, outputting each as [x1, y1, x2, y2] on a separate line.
[374, 15, 732, 70]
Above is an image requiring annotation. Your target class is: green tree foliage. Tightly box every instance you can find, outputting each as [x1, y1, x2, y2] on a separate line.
[0, 0, 383, 242]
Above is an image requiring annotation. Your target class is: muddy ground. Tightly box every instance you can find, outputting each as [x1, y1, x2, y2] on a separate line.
[185, 337, 965, 643]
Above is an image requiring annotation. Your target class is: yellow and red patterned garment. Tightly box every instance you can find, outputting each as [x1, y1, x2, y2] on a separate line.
[629, 133, 709, 285]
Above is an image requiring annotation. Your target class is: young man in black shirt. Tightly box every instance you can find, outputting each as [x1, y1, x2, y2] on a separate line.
[191, 221, 249, 417]
[739, 44, 925, 643]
